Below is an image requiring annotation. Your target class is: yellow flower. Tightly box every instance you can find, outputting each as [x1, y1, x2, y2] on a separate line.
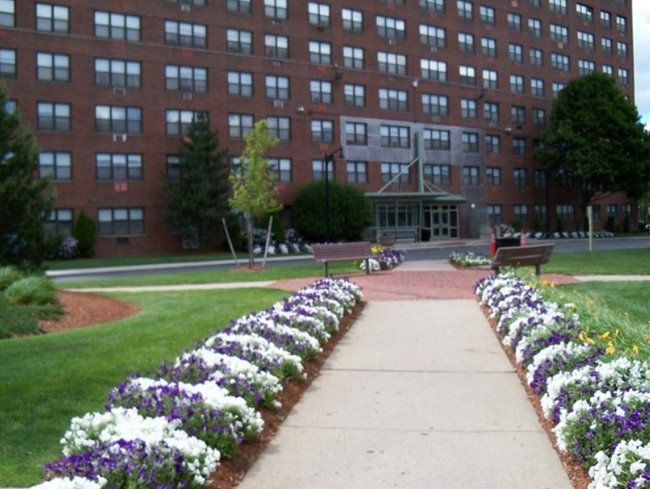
[632, 345, 640, 355]
[606, 341, 616, 355]
[578, 331, 595, 345]
[599, 331, 611, 341]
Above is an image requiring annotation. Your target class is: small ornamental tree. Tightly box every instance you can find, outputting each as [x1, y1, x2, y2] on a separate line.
[0, 83, 55, 270]
[165, 113, 231, 249]
[229, 120, 282, 267]
[293, 181, 372, 242]
[73, 211, 97, 258]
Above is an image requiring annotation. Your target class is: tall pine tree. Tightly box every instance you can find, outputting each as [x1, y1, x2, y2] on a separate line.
[165, 113, 231, 249]
[0, 83, 54, 269]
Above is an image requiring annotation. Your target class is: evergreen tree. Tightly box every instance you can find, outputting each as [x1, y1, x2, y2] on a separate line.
[229, 120, 282, 267]
[0, 83, 54, 269]
[165, 113, 231, 249]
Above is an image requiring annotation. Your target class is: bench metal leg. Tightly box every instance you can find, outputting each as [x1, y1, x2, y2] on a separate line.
[324, 262, 329, 277]
[364, 258, 370, 275]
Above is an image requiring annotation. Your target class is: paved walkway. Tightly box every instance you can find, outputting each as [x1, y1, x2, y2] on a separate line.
[235, 261, 575, 489]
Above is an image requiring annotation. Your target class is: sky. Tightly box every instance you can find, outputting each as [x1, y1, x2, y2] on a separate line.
[633, 1, 650, 127]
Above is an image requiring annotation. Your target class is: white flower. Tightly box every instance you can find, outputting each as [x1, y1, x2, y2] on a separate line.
[31, 477, 106, 489]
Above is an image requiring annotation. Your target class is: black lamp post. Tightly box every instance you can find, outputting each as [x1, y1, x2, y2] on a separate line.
[323, 147, 344, 243]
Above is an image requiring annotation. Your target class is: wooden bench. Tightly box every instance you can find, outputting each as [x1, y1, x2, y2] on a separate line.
[311, 242, 373, 277]
[492, 243, 555, 276]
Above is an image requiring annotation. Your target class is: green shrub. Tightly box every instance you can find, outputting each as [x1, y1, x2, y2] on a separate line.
[73, 211, 97, 258]
[4, 275, 57, 306]
[0, 295, 40, 338]
[0, 266, 23, 291]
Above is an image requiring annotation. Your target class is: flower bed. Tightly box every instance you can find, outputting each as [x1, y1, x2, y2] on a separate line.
[449, 250, 492, 268]
[38, 278, 363, 489]
[359, 246, 406, 273]
[476, 274, 650, 489]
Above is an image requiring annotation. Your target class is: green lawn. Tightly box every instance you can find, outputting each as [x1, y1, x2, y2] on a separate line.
[544, 247, 650, 275]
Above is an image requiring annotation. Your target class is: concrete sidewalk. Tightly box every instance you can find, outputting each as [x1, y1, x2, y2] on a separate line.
[237, 298, 573, 489]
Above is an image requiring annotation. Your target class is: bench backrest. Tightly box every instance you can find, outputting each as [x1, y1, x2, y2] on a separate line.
[312, 242, 372, 261]
[493, 243, 554, 266]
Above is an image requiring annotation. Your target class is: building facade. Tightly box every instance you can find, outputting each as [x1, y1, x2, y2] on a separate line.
[0, 0, 637, 256]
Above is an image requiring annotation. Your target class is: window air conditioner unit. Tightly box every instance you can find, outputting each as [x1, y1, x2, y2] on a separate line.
[182, 92, 193, 100]
[181, 3, 191, 12]
[273, 100, 284, 108]
[113, 87, 126, 96]
[113, 133, 127, 142]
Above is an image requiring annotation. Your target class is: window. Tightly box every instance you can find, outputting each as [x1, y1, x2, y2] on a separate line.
[508, 43, 523, 63]
[420, 0, 445, 13]
[460, 98, 477, 119]
[549, 0, 567, 15]
[96, 105, 141, 134]
[164, 110, 203, 137]
[308, 2, 330, 27]
[457, 1, 473, 20]
[0, 0, 13, 27]
[347, 161, 367, 184]
[462, 133, 479, 153]
[378, 52, 407, 75]
[36, 52, 70, 82]
[172, 0, 206, 5]
[228, 113, 254, 139]
[165, 65, 207, 92]
[0, 48, 15, 78]
[600, 11, 612, 28]
[227, 29, 253, 54]
[481, 37, 496, 57]
[96, 153, 142, 181]
[529, 0, 540, 6]
[311, 119, 334, 143]
[420, 59, 447, 81]
[227, 71, 253, 97]
[310, 80, 332, 104]
[534, 170, 547, 188]
[485, 135, 500, 154]
[578, 59, 595, 76]
[459, 65, 476, 86]
[345, 122, 367, 145]
[377, 15, 406, 42]
[617, 42, 628, 58]
[576, 3, 593, 22]
[423, 129, 450, 150]
[265, 34, 289, 59]
[480, 5, 495, 25]
[422, 93, 449, 116]
[510, 74, 524, 94]
[602, 65, 613, 76]
[164, 20, 206, 48]
[95, 58, 141, 88]
[487, 205, 502, 226]
[36, 3, 68, 32]
[227, 0, 251, 13]
[342, 8, 362, 32]
[530, 78, 544, 97]
[618, 68, 629, 86]
[514, 204, 528, 224]
[166, 155, 181, 180]
[551, 53, 570, 72]
[312, 159, 334, 181]
[532, 108, 546, 126]
[458, 33, 474, 53]
[602, 38, 613, 55]
[482, 69, 497, 89]
[486, 167, 501, 185]
[266, 116, 290, 141]
[513, 168, 527, 187]
[38, 102, 71, 131]
[268, 158, 292, 182]
[528, 18, 541, 37]
[381, 163, 410, 184]
[98, 208, 144, 236]
[94, 11, 140, 42]
[265, 75, 290, 100]
[379, 88, 408, 111]
[309, 41, 331, 64]
[380, 125, 410, 148]
[550, 24, 568, 43]
[45, 209, 73, 236]
[512, 137, 526, 155]
[507, 12, 521, 32]
[344, 84, 365, 107]
[529, 48, 543, 67]
[265, 0, 288, 20]
[556, 204, 575, 223]
[39, 151, 71, 180]
[462, 165, 479, 185]
[343, 46, 364, 69]
[484, 102, 499, 122]
[424, 164, 451, 184]
[577, 31, 595, 50]
[552, 81, 566, 97]
[420, 24, 446, 48]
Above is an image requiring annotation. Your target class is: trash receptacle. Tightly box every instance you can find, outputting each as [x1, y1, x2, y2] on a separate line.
[495, 237, 521, 250]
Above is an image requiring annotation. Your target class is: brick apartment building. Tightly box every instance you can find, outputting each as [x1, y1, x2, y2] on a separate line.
[0, 0, 637, 256]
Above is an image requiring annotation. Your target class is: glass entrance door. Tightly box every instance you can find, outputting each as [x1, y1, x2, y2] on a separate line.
[423, 205, 458, 239]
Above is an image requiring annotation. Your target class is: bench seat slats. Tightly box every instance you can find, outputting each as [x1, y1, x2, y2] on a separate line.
[312, 242, 373, 277]
[492, 243, 554, 276]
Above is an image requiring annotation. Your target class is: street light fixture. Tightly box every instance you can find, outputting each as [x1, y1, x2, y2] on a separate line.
[323, 147, 344, 242]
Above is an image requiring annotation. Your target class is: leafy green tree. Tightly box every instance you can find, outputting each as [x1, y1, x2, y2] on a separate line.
[293, 180, 372, 242]
[73, 211, 97, 258]
[165, 113, 231, 249]
[535, 73, 650, 228]
[229, 120, 282, 267]
[0, 83, 54, 269]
